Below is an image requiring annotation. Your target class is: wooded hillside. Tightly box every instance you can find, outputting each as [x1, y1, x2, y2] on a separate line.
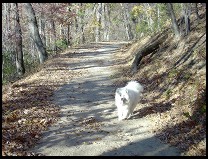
[112, 4, 206, 156]
[2, 3, 206, 156]
[3, 3, 205, 84]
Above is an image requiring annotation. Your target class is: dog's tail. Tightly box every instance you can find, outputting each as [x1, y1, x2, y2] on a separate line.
[126, 81, 144, 92]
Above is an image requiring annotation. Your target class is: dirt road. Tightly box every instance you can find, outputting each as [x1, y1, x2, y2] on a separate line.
[30, 42, 181, 156]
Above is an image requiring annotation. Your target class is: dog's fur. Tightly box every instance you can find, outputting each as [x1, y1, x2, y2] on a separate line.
[115, 81, 143, 120]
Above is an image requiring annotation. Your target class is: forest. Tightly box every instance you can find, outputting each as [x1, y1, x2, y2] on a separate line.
[2, 3, 206, 156]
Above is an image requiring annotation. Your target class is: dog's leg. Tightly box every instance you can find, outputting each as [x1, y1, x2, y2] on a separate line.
[130, 102, 137, 115]
[118, 108, 128, 120]
[126, 112, 132, 119]
[121, 109, 130, 120]
[117, 108, 123, 121]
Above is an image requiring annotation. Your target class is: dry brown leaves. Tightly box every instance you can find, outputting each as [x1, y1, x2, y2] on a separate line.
[2, 50, 84, 156]
[111, 14, 206, 156]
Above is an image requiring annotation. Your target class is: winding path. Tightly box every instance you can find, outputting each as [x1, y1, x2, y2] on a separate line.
[30, 42, 181, 156]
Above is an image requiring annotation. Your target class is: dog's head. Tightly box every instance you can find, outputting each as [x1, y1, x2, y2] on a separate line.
[116, 88, 129, 104]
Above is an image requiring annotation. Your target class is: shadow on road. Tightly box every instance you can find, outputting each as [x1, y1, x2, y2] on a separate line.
[30, 42, 181, 156]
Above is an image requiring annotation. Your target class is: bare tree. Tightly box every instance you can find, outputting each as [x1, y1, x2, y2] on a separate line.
[50, 19, 57, 53]
[156, 4, 161, 31]
[14, 3, 25, 76]
[95, 3, 102, 42]
[121, 3, 133, 40]
[194, 3, 200, 22]
[105, 4, 111, 41]
[182, 3, 191, 36]
[143, 3, 154, 32]
[3, 3, 13, 53]
[101, 3, 106, 41]
[166, 3, 180, 39]
[2, 3, 11, 80]
[39, 11, 46, 49]
[24, 3, 48, 63]
[101, 3, 111, 41]
[80, 3, 85, 44]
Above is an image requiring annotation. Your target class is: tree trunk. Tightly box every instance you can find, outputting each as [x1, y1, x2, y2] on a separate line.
[183, 3, 191, 36]
[59, 24, 65, 40]
[24, 3, 48, 63]
[101, 3, 105, 41]
[39, 13, 46, 49]
[157, 4, 161, 31]
[80, 3, 85, 44]
[14, 3, 25, 76]
[166, 3, 180, 39]
[50, 19, 57, 53]
[121, 3, 133, 40]
[101, 3, 108, 41]
[74, 17, 78, 34]
[5, 3, 11, 36]
[144, 3, 153, 32]
[194, 3, 200, 22]
[2, 55, 4, 80]
[3, 3, 12, 53]
[105, 3, 111, 41]
[95, 3, 102, 42]
[67, 24, 72, 47]
[131, 32, 168, 73]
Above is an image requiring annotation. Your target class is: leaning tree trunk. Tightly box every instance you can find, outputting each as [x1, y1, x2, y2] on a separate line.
[24, 3, 48, 64]
[167, 3, 180, 39]
[131, 32, 168, 74]
[14, 3, 25, 76]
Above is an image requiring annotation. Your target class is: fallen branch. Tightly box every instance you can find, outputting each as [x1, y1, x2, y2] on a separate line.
[131, 33, 168, 74]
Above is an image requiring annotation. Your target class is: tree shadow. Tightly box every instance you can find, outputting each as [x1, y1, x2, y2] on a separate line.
[27, 76, 121, 153]
[131, 98, 176, 119]
[128, 13, 206, 155]
[156, 88, 206, 155]
[100, 135, 181, 156]
[2, 42, 127, 155]
[47, 45, 123, 71]
[173, 33, 206, 68]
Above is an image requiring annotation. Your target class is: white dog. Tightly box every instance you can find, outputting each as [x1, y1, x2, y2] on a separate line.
[115, 81, 143, 121]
